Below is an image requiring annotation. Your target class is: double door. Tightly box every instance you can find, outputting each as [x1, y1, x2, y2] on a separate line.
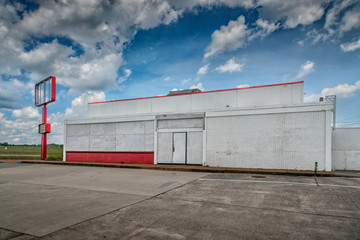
[157, 131, 202, 165]
[172, 132, 187, 164]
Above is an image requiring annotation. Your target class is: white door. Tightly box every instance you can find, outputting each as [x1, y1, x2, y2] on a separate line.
[173, 133, 186, 164]
[157, 132, 173, 164]
[186, 131, 203, 165]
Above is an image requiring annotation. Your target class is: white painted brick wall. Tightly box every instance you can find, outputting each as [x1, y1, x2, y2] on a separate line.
[206, 111, 326, 170]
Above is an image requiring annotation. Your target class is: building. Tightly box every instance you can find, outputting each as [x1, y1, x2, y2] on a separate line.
[64, 81, 336, 172]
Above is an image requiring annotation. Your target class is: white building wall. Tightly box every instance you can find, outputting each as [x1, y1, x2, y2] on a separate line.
[88, 82, 303, 117]
[65, 120, 154, 152]
[332, 128, 360, 170]
[206, 108, 331, 171]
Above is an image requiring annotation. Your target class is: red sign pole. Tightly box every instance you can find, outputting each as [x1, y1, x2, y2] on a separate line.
[41, 104, 47, 160]
[35, 76, 56, 160]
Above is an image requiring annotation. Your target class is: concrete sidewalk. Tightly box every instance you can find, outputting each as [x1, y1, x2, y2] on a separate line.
[7, 159, 335, 176]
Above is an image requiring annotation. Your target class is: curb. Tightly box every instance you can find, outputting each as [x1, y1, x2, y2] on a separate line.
[18, 160, 335, 177]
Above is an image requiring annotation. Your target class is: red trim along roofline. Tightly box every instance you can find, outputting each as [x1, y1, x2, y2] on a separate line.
[89, 81, 304, 105]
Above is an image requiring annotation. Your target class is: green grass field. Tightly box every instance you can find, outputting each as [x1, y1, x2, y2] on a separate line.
[0, 145, 63, 160]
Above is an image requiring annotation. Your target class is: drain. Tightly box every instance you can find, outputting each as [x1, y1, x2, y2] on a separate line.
[251, 175, 267, 178]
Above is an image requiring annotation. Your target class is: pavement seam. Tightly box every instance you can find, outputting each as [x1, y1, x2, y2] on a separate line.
[163, 197, 360, 221]
[39, 175, 206, 239]
[198, 178, 360, 189]
[1, 180, 150, 197]
[0, 227, 37, 240]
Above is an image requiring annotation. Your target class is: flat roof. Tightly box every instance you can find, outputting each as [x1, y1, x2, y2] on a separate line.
[89, 81, 304, 105]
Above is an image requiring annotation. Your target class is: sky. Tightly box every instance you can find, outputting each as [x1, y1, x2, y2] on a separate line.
[0, 0, 360, 144]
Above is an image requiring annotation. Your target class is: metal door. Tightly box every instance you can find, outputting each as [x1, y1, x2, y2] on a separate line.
[186, 131, 203, 165]
[172, 132, 186, 164]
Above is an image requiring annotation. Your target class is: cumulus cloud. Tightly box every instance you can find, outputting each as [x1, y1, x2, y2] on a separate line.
[65, 91, 106, 119]
[0, 107, 42, 144]
[0, 0, 188, 93]
[293, 61, 315, 80]
[204, 15, 281, 58]
[190, 83, 204, 91]
[305, 80, 360, 102]
[12, 106, 40, 119]
[216, 58, 245, 73]
[204, 16, 250, 58]
[340, 39, 360, 52]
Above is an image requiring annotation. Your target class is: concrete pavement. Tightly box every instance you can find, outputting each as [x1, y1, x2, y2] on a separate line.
[0, 163, 359, 239]
[0, 163, 208, 237]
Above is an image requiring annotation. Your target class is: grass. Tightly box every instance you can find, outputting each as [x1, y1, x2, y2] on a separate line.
[0, 145, 63, 160]
[46, 154, 63, 161]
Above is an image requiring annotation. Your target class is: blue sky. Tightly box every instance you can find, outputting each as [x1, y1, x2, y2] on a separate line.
[0, 0, 360, 144]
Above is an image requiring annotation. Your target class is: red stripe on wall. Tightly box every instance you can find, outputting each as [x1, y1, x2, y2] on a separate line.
[66, 151, 154, 164]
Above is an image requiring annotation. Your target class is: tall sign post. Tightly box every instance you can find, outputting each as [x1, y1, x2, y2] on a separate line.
[35, 76, 56, 160]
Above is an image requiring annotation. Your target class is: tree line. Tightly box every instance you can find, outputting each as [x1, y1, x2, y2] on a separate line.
[0, 142, 63, 147]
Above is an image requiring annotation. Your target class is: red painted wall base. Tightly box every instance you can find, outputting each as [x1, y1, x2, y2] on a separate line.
[66, 151, 154, 164]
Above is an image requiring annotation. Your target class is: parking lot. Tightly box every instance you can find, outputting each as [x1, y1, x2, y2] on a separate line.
[0, 163, 359, 239]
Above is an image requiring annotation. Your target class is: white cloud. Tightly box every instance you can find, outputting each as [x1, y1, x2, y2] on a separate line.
[197, 64, 209, 75]
[0, 107, 42, 144]
[118, 68, 132, 83]
[12, 106, 41, 119]
[293, 61, 315, 80]
[249, 19, 280, 40]
[304, 1, 359, 44]
[237, 84, 250, 88]
[340, 39, 360, 52]
[163, 76, 171, 81]
[340, 6, 360, 32]
[20, 40, 124, 91]
[182, 78, 191, 85]
[65, 91, 106, 119]
[134, 1, 183, 30]
[0, 0, 189, 93]
[0, 90, 107, 144]
[324, 0, 355, 32]
[204, 16, 250, 58]
[320, 80, 360, 97]
[169, 0, 255, 10]
[190, 83, 204, 91]
[305, 80, 360, 102]
[257, 0, 328, 29]
[297, 40, 305, 46]
[204, 15, 282, 58]
[0, 77, 33, 109]
[216, 58, 245, 73]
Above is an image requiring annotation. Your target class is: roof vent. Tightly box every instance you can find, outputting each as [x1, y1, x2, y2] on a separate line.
[168, 88, 202, 96]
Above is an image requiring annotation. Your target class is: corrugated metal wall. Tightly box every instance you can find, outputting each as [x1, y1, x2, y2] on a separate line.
[206, 111, 326, 170]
